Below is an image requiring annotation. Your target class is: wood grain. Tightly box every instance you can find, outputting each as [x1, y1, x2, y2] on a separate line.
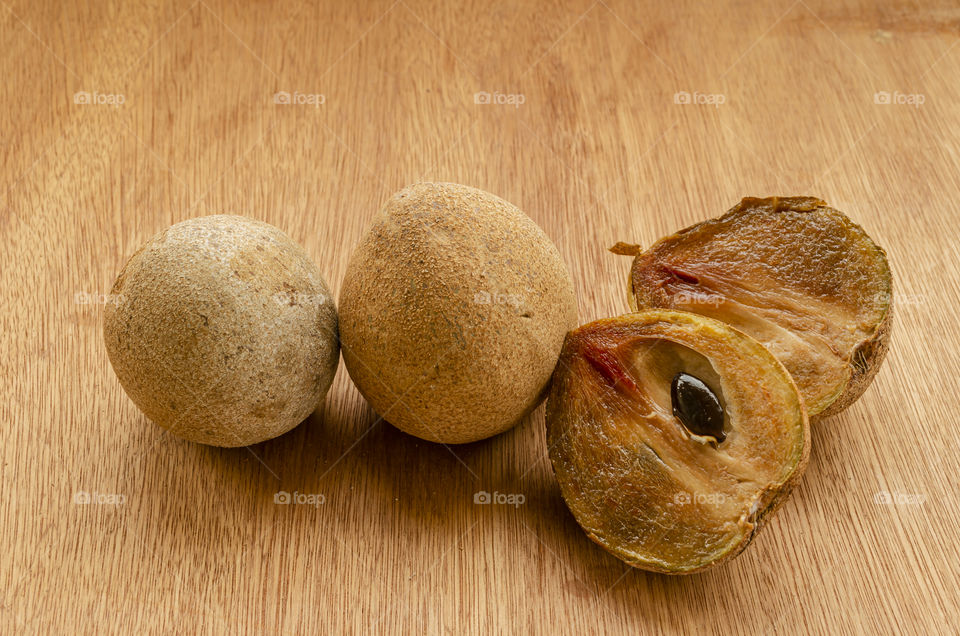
[2, 0, 959, 633]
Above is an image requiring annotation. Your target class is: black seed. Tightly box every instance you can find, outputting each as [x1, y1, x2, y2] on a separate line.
[671, 372, 726, 442]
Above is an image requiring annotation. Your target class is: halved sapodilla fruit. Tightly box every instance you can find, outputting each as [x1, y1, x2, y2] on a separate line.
[613, 196, 892, 418]
[546, 310, 809, 574]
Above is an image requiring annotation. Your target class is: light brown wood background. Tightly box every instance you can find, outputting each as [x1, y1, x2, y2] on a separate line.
[2, 0, 959, 633]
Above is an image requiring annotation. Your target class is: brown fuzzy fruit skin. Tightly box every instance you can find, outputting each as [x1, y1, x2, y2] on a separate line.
[546, 311, 810, 574]
[103, 215, 339, 447]
[339, 182, 578, 444]
[623, 196, 893, 419]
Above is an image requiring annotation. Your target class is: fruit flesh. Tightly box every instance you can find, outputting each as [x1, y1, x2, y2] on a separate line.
[547, 311, 808, 573]
[625, 196, 892, 417]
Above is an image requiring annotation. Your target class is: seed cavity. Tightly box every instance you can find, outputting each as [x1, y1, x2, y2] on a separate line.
[671, 372, 725, 442]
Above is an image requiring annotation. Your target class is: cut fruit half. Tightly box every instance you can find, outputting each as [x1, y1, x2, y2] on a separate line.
[546, 310, 809, 574]
[616, 196, 892, 418]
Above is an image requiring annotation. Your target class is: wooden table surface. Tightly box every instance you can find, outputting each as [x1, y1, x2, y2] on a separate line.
[3, 0, 959, 633]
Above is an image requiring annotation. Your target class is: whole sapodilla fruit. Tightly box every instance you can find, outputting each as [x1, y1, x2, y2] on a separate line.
[339, 182, 578, 444]
[103, 215, 339, 447]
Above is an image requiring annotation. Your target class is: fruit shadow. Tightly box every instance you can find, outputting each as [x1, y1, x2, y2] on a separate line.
[191, 381, 356, 498]
[519, 439, 825, 624]
[562, 415, 845, 628]
[129, 394, 793, 631]
[149, 378, 831, 617]
[536, 484, 811, 631]
[123, 385, 362, 573]
[249, 394, 752, 604]
[178, 373, 492, 529]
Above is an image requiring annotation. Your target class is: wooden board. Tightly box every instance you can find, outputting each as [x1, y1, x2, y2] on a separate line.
[3, 0, 959, 633]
